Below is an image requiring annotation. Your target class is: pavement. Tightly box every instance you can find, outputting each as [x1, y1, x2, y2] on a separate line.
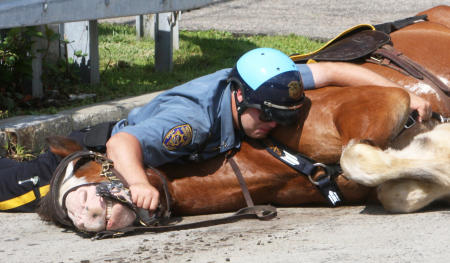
[179, 0, 449, 40]
[1, 1, 450, 262]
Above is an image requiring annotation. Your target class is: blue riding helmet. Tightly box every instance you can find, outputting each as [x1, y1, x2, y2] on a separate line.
[228, 48, 305, 125]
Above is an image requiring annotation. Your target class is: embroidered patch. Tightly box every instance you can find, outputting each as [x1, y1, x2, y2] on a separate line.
[288, 80, 303, 100]
[270, 145, 282, 156]
[163, 124, 193, 151]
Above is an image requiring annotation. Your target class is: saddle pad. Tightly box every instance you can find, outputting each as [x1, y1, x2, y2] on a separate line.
[290, 24, 390, 63]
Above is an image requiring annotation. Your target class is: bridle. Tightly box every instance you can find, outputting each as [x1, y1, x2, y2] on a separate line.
[49, 150, 277, 239]
[50, 150, 170, 230]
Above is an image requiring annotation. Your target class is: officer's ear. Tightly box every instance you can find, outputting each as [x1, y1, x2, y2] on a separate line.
[235, 88, 244, 103]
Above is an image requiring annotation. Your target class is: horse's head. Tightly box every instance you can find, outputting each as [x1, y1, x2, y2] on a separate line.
[37, 136, 137, 233]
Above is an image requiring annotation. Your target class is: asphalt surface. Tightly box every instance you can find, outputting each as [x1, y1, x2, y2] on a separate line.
[2, 1, 450, 262]
[180, 0, 450, 40]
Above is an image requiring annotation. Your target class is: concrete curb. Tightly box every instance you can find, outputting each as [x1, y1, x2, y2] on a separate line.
[0, 91, 162, 155]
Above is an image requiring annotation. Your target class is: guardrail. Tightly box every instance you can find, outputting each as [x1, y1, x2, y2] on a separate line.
[0, 0, 221, 97]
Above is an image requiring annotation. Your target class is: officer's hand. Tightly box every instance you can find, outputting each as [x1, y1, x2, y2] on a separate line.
[408, 92, 432, 122]
[129, 182, 160, 212]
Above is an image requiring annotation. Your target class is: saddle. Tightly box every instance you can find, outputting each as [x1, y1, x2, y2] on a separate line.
[290, 24, 390, 63]
[290, 15, 449, 96]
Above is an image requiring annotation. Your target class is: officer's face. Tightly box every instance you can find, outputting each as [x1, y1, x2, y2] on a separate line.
[240, 107, 278, 138]
[233, 89, 278, 138]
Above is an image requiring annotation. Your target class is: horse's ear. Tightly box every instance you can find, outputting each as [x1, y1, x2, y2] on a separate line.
[46, 136, 83, 158]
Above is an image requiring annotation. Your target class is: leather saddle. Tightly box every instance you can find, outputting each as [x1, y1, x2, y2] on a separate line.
[290, 15, 449, 96]
[290, 24, 391, 63]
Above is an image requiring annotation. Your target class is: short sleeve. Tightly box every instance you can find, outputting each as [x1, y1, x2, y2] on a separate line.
[117, 104, 212, 167]
[297, 64, 315, 90]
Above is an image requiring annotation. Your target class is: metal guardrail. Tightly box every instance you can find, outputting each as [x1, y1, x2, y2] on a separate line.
[0, 0, 221, 97]
[0, 0, 220, 29]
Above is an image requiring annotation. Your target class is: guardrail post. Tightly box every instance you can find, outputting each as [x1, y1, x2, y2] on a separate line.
[173, 11, 180, 50]
[136, 15, 144, 38]
[89, 20, 100, 84]
[31, 25, 45, 98]
[62, 20, 99, 84]
[155, 12, 173, 72]
[136, 14, 156, 39]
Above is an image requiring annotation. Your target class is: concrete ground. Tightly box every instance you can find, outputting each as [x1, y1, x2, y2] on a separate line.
[2, 205, 449, 263]
[1, 1, 450, 262]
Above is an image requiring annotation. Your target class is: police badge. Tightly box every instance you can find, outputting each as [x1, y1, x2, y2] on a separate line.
[163, 124, 193, 151]
[288, 80, 303, 100]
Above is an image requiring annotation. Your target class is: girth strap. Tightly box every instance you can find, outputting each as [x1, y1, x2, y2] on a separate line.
[262, 137, 344, 206]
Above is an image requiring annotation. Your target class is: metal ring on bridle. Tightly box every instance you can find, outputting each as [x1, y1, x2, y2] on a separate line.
[307, 163, 327, 186]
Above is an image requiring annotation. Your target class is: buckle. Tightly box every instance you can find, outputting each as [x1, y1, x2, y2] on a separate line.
[307, 163, 327, 185]
[308, 163, 343, 206]
[404, 114, 416, 129]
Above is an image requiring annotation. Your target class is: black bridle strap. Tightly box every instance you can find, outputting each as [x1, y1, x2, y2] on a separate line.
[50, 150, 99, 227]
[93, 205, 277, 239]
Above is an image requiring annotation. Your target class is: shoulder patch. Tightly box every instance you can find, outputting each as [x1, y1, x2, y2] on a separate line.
[163, 124, 193, 151]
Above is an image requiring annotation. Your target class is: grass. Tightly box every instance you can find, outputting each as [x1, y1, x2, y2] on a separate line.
[24, 23, 323, 114]
[2, 24, 324, 157]
[3, 133, 36, 161]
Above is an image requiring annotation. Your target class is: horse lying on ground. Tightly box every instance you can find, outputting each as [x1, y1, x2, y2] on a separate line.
[37, 6, 449, 236]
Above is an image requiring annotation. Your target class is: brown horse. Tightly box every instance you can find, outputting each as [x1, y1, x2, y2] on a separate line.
[38, 6, 449, 235]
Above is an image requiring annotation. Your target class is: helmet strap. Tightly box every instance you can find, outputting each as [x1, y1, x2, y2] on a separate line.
[233, 89, 248, 138]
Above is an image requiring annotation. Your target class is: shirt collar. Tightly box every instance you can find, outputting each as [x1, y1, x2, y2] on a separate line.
[219, 84, 240, 152]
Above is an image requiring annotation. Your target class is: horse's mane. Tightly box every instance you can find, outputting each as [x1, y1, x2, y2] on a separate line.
[36, 193, 64, 226]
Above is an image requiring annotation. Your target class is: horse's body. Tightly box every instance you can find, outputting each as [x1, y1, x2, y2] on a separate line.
[39, 6, 450, 233]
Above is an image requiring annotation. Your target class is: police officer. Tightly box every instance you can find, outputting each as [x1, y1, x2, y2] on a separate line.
[0, 48, 430, 212]
[105, 48, 431, 214]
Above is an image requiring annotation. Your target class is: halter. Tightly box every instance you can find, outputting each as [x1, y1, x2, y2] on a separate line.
[49, 150, 171, 232]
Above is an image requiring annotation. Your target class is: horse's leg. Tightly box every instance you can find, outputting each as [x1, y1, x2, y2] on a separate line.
[340, 123, 450, 187]
[377, 179, 450, 213]
[333, 86, 411, 148]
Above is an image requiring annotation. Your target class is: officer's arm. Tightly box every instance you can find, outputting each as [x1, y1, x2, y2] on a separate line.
[308, 62, 400, 88]
[307, 62, 431, 121]
[106, 132, 159, 212]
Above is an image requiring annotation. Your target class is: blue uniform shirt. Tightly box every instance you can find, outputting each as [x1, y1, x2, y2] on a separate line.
[111, 65, 314, 167]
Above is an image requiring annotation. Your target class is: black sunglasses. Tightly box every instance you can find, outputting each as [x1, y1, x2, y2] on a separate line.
[258, 109, 273, 122]
[258, 105, 303, 125]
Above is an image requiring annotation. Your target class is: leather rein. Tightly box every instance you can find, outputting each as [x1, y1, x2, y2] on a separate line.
[49, 150, 276, 239]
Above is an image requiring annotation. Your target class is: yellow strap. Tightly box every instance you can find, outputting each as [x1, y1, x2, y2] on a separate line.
[0, 184, 50, 210]
[290, 24, 376, 61]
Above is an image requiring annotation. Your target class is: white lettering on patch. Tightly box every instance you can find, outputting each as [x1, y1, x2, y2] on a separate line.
[280, 150, 299, 166]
